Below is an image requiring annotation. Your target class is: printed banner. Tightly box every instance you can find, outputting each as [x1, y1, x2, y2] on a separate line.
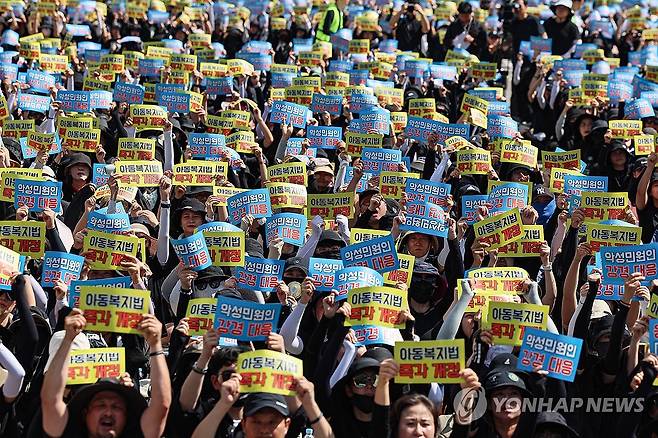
[172, 232, 212, 271]
[394, 339, 465, 384]
[518, 328, 582, 382]
[82, 230, 139, 270]
[79, 287, 150, 334]
[14, 178, 62, 212]
[67, 348, 125, 385]
[214, 296, 281, 341]
[473, 208, 523, 250]
[346, 286, 408, 328]
[484, 301, 549, 346]
[341, 234, 399, 273]
[236, 350, 303, 396]
[41, 251, 84, 287]
[235, 256, 285, 292]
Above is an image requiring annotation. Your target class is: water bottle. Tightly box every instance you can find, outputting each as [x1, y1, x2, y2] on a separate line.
[303, 428, 314, 438]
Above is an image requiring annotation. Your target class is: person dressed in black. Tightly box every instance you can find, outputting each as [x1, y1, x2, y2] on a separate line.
[508, 0, 545, 53]
[442, 2, 488, 59]
[544, 0, 580, 56]
[390, 0, 430, 53]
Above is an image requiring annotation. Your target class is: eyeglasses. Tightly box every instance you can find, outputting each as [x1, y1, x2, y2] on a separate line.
[353, 374, 378, 388]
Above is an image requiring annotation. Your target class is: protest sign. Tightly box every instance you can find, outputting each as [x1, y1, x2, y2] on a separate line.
[405, 116, 470, 144]
[117, 138, 156, 161]
[609, 120, 642, 138]
[309, 257, 344, 292]
[400, 201, 448, 238]
[24, 131, 60, 158]
[215, 296, 281, 341]
[307, 125, 343, 150]
[350, 228, 390, 244]
[3, 119, 35, 139]
[341, 234, 399, 273]
[601, 243, 658, 284]
[383, 253, 415, 288]
[456, 149, 491, 175]
[404, 178, 451, 207]
[269, 101, 307, 128]
[79, 287, 150, 334]
[61, 128, 100, 152]
[307, 192, 354, 219]
[203, 231, 245, 267]
[173, 161, 228, 187]
[346, 286, 408, 328]
[42, 251, 84, 287]
[82, 230, 139, 270]
[267, 182, 307, 210]
[487, 182, 528, 215]
[334, 266, 385, 301]
[380, 171, 418, 200]
[500, 142, 538, 169]
[580, 192, 628, 221]
[345, 131, 383, 156]
[116, 161, 163, 187]
[586, 223, 642, 252]
[361, 148, 402, 174]
[549, 168, 582, 193]
[0, 221, 45, 258]
[461, 195, 490, 224]
[352, 325, 398, 347]
[14, 178, 61, 212]
[227, 189, 272, 224]
[634, 135, 656, 156]
[235, 257, 285, 292]
[541, 150, 581, 170]
[129, 104, 168, 129]
[497, 225, 544, 257]
[461, 267, 529, 295]
[473, 208, 523, 250]
[266, 213, 308, 247]
[518, 328, 582, 382]
[113, 81, 144, 104]
[563, 175, 608, 212]
[68, 277, 133, 309]
[651, 320, 658, 354]
[58, 90, 91, 112]
[484, 301, 549, 346]
[67, 348, 125, 385]
[185, 298, 216, 336]
[394, 339, 465, 384]
[236, 350, 303, 396]
[172, 232, 212, 271]
[267, 162, 307, 185]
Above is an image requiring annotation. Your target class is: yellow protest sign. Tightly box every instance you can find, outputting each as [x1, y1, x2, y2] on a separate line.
[649, 294, 658, 318]
[471, 62, 497, 81]
[62, 128, 100, 153]
[394, 339, 464, 384]
[582, 80, 608, 99]
[212, 186, 247, 206]
[380, 171, 418, 199]
[99, 54, 124, 73]
[586, 223, 642, 253]
[350, 228, 390, 244]
[0, 169, 42, 202]
[307, 192, 354, 219]
[445, 136, 474, 151]
[237, 350, 303, 396]
[82, 230, 140, 270]
[117, 138, 156, 161]
[186, 298, 217, 336]
[220, 110, 251, 129]
[284, 86, 314, 106]
[456, 149, 491, 175]
[500, 142, 538, 168]
[581, 192, 629, 222]
[634, 135, 656, 156]
[170, 53, 197, 72]
[549, 167, 582, 193]
[609, 120, 642, 138]
[173, 161, 228, 187]
[27, 131, 57, 154]
[204, 231, 245, 267]
[345, 286, 408, 328]
[497, 225, 544, 257]
[116, 161, 163, 187]
[473, 208, 524, 250]
[129, 104, 168, 129]
[325, 71, 350, 88]
[57, 116, 96, 137]
[0, 221, 45, 258]
[39, 53, 68, 72]
[541, 150, 581, 170]
[267, 162, 307, 186]
[461, 94, 489, 116]
[345, 132, 383, 157]
[375, 87, 404, 106]
[383, 253, 415, 288]
[67, 347, 125, 385]
[3, 119, 35, 139]
[484, 301, 548, 346]
[409, 98, 436, 117]
[391, 112, 408, 134]
[348, 39, 370, 54]
[200, 62, 228, 78]
[79, 287, 149, 334]
[227, 131, 257, 154]
[267, 182, 307, 210]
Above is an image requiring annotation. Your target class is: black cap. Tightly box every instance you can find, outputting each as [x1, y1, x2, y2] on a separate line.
[535, 412, 580, 437]
[244, 393, 290, 417]
[488, 353, 519, 372]
[532, 183, 554, 201]
[176, 197, 206, 214]
[589, 119, 609, 134]
[484, 370, 529, 395]
[284, 257, 308, 275]
[318, 230, 346, 247]
[65, 152, 92, 170]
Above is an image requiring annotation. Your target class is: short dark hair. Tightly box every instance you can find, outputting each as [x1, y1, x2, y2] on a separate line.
[458, 2, 473, 14]
[207, 347, 241, 376]
[390, 394, 438, 438]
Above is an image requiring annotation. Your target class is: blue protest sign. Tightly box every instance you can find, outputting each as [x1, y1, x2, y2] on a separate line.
[158, 91, 191, 113]
[172, 231, 212, 271]
[227, 188, 272, 225]
[19, 136, 62, 159]
[469, 88, 498, 101]
[530, 36, 552, 52]
[307, 126, 342, 149]
[0, 64, 18, 82]
[148, 10, 170, 23]
[349, 93, 378, 114]
[188, 133, 227, 158]
[26, 70, 56, 93]
[265, 213, 307, 247]
[58, 90, 91, 112]
[269, 101, 307, 129]
[404, 60, 429, 78]
[488, 115, 518, 138]
[608, 80, 633, 105]
[214, 295, 281, 341]
[1, 29, 18, 46]
[650, 319, 658, 354]
[66, 24, 91, 37]
[271, 72, 295, 88]
[334, 266, 384, 300]
[625, 98, 655, 119]
[379, 39, 398, 53]
[573, 43, 597, 58]
[206, 77, 234, 95]
[349, 69, 370, 86]
[92, 163, 110, 187]
[309, 257, 344, 292]
[400, 201, 448, 238]
[328, 59, 353, 72]
[488, 101, 511, 116]
[462, 195, 490, 225]
[430, 63, 457, 81]
[14, 179, 62, 212]
[237, 52, 271, 70]
[405, 116, 470, 144]
[87, 210, 131, 233]
[518, 328, 582, 382]
[139, 58, 165, 77]
[155, 83, 186, 102]
[360, 108, 391, 135]
[341, 234, 399, 273]
[69, 277, 133, 308]
[361, 148, 401, 174]
[352, 325, 398, 346]
[235, 256, 285, 292]
[18, 93, 51, 113]
[641, 91, 658, 108]
[90, 90, 113, 110]
[346, 166, 372, 192]
[487, 182, 528, 215]
[311, 93, 343, 115]
[113, 82, 145, 104]
[42, 251, 85, 287]
[405, 178, 451, 207]
[562, 69, 586, 87]
[198, 221, 243, 233]
[600, 243, 658, 285]
[563, 175, 608, 213]
[554, 59, 587, 71]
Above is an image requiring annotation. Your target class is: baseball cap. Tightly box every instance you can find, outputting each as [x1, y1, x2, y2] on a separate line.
[484, 370, 529, 395]
[244, 393, 290, 417]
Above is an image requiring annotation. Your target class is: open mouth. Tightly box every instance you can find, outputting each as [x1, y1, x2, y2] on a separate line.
[99, 417, 115, 428]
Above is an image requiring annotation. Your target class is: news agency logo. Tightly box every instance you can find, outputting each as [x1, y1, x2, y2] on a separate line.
[453, 390, 645, 421]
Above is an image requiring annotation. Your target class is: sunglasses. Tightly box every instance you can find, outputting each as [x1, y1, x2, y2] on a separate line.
[353, 374, 378, 388]
[197, 279, 225, 291]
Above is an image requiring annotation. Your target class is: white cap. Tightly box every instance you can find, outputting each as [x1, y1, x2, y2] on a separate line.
[44, 330, 90, 373]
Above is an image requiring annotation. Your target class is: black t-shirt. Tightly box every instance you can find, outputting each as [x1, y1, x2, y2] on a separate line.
[396, 15, 423, 52]
[509, 16, 544, 52]
[544, 17, 580, 56]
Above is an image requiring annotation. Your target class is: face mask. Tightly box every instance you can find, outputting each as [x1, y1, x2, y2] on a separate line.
[410, 280, 435, 304]
[351, 394, 374, 414]
[318, 249, 341, 260]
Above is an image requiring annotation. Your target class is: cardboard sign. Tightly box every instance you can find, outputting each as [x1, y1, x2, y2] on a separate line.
[0, 221, 45, 258]
[235, 257, 285, 292]
[82, 230, 139, 270]
[214, 296, 281, 341]
[497, 225, 544, 258]
[116, 161, 163, 187]
[14, 178, 62, 212]
[518, 328, 582, 382]
[236, 350, 303, 396]
[400, 201, 448, 238]
[345, 286, 408, 328]
[307, 192, 354, 219]
[541, 150, 581, 170]
[129, 104, 168, 129]
[267, 182, 307, 210]
[117, 138, 156, 161]
[394, 339, 465, 384]
[456, 149, 491, 175]
[67, 348, 125, 385]
[203, 231, 245, 267]
[473, 208, 523, 250]
[267, 162, 307, 185]
[380, 171, 418, 200]
[484, 301, 549, 346]
[42, 251, 84, 287]
[173, 161, 227, 187]
[601, 243, 658, 285]
[172, 232, 212, 271]
[185, 298, 216, 336]
[79, 287, 149, 334]
[227, 189, 272, 224]
[585, 223, 642, 253]
[341, 234, 399, 273]
[265, 213, 307, 247]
